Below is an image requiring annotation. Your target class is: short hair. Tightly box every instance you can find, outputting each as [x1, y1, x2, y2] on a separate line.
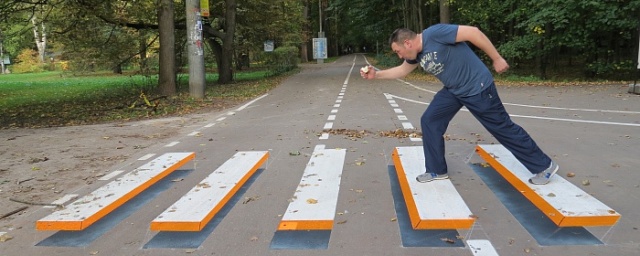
[389, 28, 417, 46]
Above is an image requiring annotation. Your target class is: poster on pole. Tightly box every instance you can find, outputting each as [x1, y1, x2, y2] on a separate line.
[200, 0, 210, 17]
[313, 38, 327, 59]
[264, 40, 274, 52]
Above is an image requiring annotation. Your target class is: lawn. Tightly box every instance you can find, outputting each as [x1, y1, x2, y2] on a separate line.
[0, 70, 289, 128]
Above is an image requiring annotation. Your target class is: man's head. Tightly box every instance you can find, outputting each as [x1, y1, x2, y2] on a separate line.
[389, 28, 420, 60]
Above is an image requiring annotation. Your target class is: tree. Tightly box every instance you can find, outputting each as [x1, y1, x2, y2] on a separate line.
[158, 0, 176, 96]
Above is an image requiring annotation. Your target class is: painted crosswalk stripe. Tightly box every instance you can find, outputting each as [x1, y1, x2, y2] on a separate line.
[278, 147, 346, 230]
[467, 240, 499, 256]
[150, 151, 269, 231]
[475, 144, 620, 227]
[392, 146, 475, 229]
[36, 152, 195, 231]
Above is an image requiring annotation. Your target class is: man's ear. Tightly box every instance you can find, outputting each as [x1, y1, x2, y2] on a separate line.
[403, 39, 411, 49]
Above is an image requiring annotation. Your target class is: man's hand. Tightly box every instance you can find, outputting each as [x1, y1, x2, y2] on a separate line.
[360, 65, 375, 79]
[493, 57, 509, 74]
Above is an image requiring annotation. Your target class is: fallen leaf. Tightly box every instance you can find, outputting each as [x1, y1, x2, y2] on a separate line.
[289, 151, 301, 156]
[250, 236, 258, 241]
[306, 198, 318, 204]
[547, 193, 556, 197]
[441, 237, 456, 244]
[582, 179, 590, 186]
[390, 217, 397, 222]
[0, 233, 13, 242]
[337, 220, 347, 224]
[566, 172, 575, 177]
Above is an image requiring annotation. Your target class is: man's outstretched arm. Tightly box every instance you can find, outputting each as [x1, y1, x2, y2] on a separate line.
[456, 25, 509, 74]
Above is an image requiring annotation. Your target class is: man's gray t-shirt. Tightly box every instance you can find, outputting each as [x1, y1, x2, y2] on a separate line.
[406, 24, 493, 97]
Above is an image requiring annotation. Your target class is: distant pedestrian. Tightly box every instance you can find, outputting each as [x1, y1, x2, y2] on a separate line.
[361, 24, 558, 185]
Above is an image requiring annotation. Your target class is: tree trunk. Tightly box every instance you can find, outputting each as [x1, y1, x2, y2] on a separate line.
[217, 0, 237, 84]
[31, 17, 46, 63]
[439, 0, 450, 24]
[300, 0, 309, 63]
[158, 0, 176, 95]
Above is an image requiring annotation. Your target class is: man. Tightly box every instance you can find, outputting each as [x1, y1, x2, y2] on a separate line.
[360, 24, 558, 185]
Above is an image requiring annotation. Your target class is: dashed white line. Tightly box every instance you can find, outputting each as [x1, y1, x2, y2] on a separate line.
[99, 170, 124, 181]
[164, 141, 180, 147]
[324, 122, 334, 129]
[138, 153, 155, 161]
[44, 194, 79, 208]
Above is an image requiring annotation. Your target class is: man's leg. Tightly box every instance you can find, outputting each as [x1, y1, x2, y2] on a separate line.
[462, 83, 552, 174]
[419, 88, 462, 180]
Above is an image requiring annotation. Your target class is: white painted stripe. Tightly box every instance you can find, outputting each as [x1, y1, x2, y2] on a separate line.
[331, 109, 338, 113]
[333, 104, 340, 108]
[336, 99, 342, 103]
[98, 170, 124, 181]
[504, 103, 640, 114]
[390, 104, 399, 107]
[137, 153, 155, 161]
[388, 100, 396, 104]
[188, 131, 200, 136]
[236, 93, 268, 111]
[164, 141, 180, 147]
[216, 117, 227, 122]
[281, 148, 346, 221]
[314, 144, 326, 151]
[319, 133, 329, 140]
[398, 115, 408, 121]
[402, 122, 414, 129]
[151, 151, 267, 227]
[38, 153, 194, 225]
[44, 194, 79, 209]
[327, 115, 336, 121]
[385, 93, 640, 127]
[468, 240, 500, 256]
[204, 123, 216, 128]
[340, 89, 346, 93]
[226, 111, 235, 116]
[384, 93, 393, 100]
[337, 96, 344, 99]
[395, 147, 474, 222]
[394, 109, 403, 114]
[410, 137, 423, 142]
[478, 144, 619, 219]
[324, 123, 333, 129]
[339, 93, 345, 96]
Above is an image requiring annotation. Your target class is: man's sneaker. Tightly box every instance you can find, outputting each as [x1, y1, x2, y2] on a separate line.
[528, 161, 559, 185]
[416, 172, 449, 183]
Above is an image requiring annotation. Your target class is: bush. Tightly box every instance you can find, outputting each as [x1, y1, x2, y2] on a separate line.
[12, 49, 45, 73]
[264, 46, 299, 76]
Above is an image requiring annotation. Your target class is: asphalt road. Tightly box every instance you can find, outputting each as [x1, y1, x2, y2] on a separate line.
[2, 55, 640, 256]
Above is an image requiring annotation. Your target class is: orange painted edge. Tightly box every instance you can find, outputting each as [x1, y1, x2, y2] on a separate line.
[36, 152, 196, 231]
[475, 146, 566, 225]
[415, 218, 476, 230]
[391, 148, 422, 229]
[277, 220, 333, 231]
[476, 145, 621, 227]
[150, 152, 269, 232]
[558, 215, 620, 227]
[149, 221, 200, 231]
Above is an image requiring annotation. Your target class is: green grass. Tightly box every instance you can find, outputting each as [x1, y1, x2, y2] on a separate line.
[0, 70, 291, 128]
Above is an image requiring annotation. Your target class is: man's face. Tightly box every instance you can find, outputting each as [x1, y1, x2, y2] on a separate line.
[391, 40, 416, 60]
